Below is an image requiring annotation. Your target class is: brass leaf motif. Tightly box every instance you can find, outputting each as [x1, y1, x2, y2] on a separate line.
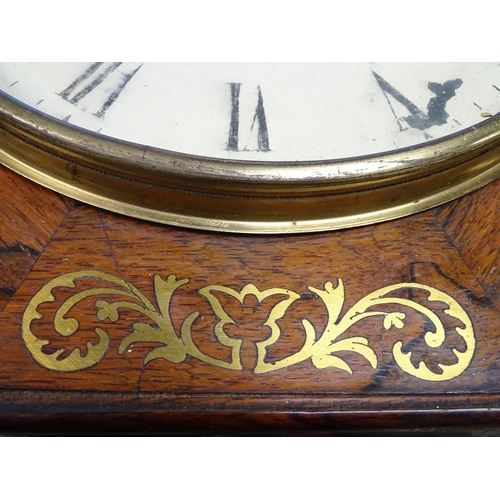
[21, 271, 475, 381]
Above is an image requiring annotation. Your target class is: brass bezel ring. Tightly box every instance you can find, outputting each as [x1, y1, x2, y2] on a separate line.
[1, 91, 500, 233]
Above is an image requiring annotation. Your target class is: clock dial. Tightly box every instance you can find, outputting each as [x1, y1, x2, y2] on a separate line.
[1, 62, 499, 162]
[0, 62, 500, 233]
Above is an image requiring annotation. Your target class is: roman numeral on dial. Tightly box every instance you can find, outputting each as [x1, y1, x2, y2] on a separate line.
[59, 62, 142, 118]
[373, 71, 463, 131]
[226, 83, 270, 152]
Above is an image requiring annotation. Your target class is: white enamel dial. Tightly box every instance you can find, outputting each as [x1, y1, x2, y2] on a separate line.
[1, 62, 499, 162]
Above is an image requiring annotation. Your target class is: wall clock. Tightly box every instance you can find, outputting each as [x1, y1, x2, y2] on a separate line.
[1, 63, 500, 435]
[1, 62, 500, 233]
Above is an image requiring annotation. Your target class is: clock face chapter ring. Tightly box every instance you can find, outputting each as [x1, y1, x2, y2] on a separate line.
[1, 62, 500, 234]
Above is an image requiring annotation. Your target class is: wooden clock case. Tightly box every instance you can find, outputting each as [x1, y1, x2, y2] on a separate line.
[1, 159, 500, 435]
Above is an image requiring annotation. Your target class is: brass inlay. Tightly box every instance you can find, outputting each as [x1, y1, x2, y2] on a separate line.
[22, 271, 475, 381]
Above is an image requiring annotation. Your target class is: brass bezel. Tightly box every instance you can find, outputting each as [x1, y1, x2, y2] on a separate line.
[1, 91, 500, 233]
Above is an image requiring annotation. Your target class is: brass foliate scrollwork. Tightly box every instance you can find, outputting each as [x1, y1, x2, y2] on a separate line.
[21, 271, 475, 381]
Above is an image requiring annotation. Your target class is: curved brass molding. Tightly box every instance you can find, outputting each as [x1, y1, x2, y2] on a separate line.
[22, 271, 475, 382]
[1, 92, 500, 233]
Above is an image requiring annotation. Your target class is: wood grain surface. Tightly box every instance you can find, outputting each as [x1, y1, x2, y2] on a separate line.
[1, 164, 500, 435]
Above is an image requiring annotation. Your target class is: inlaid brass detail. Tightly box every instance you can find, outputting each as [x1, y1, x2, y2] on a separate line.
[22, 271, 475, 381]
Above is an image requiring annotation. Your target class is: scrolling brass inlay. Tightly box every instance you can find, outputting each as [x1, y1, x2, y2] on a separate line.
[21, 271, 475, 381]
